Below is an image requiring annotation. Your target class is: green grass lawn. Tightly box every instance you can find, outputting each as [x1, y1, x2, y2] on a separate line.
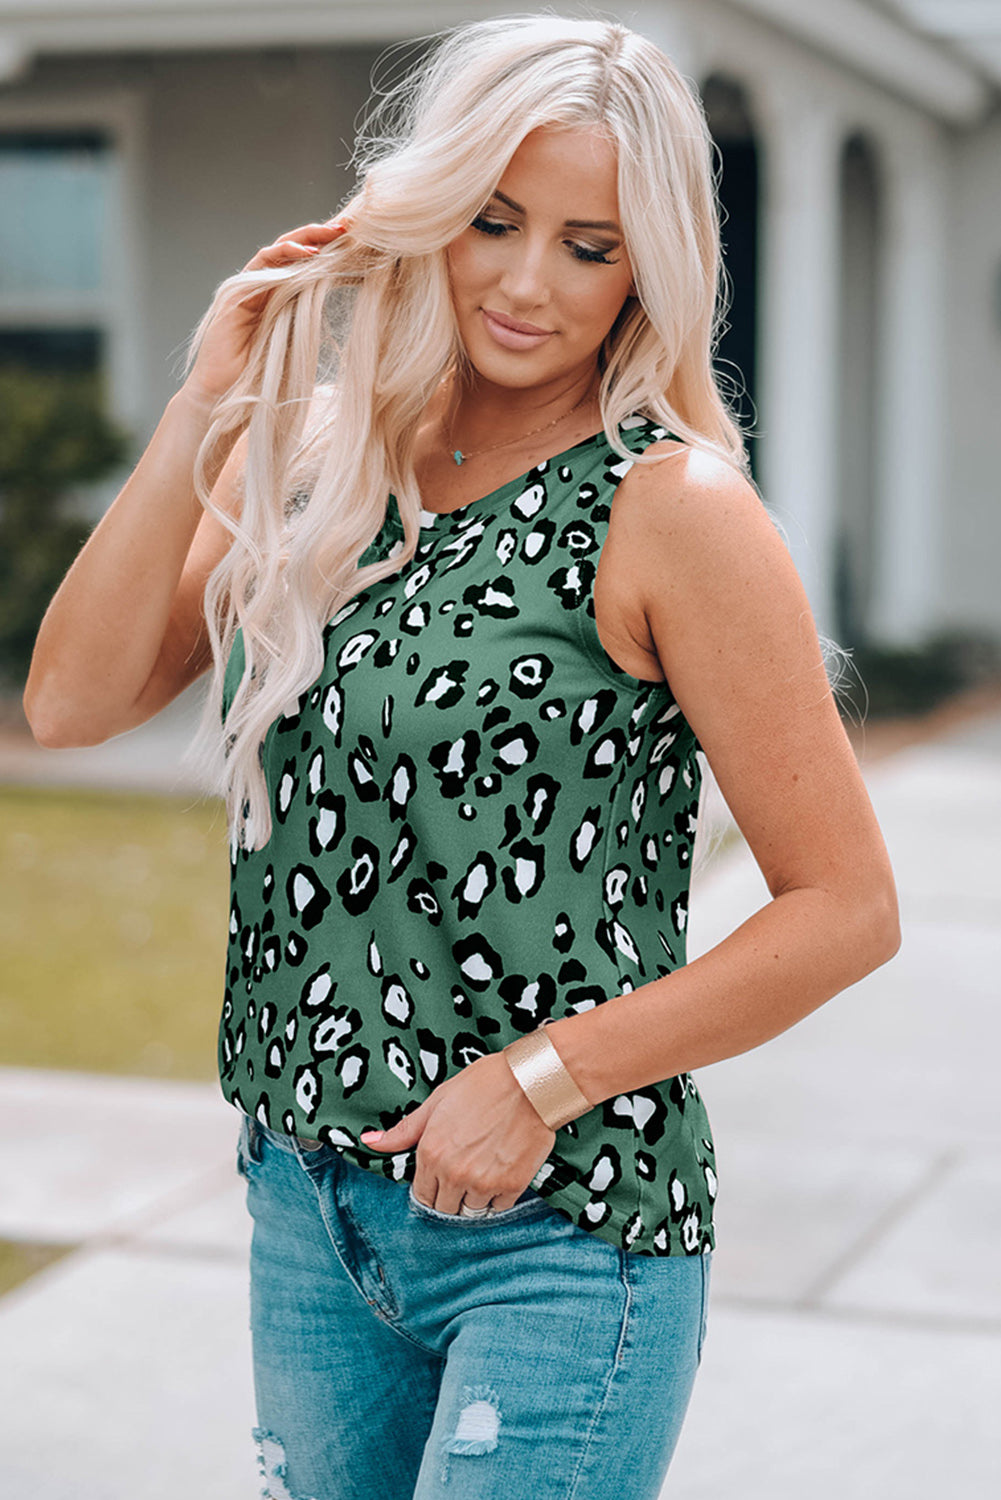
[0, 784, 230, 1080]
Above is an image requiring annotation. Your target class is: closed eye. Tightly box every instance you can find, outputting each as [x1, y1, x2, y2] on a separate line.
[469, 215, 618, 266]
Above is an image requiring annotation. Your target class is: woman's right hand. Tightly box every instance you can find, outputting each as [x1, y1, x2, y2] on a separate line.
[182, 218, 349, 410]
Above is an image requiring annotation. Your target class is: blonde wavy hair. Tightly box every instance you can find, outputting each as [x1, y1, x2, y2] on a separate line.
[184, 11, 750, 850]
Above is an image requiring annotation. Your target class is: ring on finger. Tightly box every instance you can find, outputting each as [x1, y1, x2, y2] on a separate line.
[458, 1200, 496, 1218]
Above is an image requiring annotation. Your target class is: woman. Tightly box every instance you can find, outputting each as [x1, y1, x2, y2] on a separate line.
[24, 14, 899, 1499]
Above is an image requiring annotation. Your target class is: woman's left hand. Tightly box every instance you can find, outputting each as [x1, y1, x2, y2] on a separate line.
[360, 1051, 556, 1214]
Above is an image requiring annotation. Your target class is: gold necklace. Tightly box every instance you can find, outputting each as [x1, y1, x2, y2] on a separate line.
[446, 389, 594, 466]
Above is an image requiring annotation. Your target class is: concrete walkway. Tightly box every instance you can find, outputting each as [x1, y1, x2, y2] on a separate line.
[1, 711, 999, 1498]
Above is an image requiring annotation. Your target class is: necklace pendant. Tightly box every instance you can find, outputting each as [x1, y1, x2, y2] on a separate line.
[452, 450, 465, 466]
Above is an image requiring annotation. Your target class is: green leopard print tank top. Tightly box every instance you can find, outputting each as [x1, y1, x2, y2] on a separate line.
[219, 413, 717, 1257]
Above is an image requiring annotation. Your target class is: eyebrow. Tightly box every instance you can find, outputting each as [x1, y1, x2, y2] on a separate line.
[490, 188, 622, 235]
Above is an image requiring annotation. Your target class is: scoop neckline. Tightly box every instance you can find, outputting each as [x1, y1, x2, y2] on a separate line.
[391, 422, 647, 531]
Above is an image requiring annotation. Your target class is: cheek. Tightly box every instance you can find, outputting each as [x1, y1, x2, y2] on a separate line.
[447, 235, 493, 297]
[565, 277, 632, 338]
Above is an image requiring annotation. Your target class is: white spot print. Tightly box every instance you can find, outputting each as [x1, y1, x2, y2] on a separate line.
[312, 1014, 354, 1051]
[512, 656, 545, 688]
[496, 532, 517, 564]
[514, 856, 538, 895]
[604, 867, 629, 908]
[480, 584, 515, 613]
[308, 750, 324, 795]
[351, 757, 375, 787]
[419, 1045, 444, 1082]
[588, 1155, 616, 1193]
[284, 1015, 297, 1043]
[462, 862, 491, 903]
[327, 597, 364, 630]
[383, 983, 412, 1024]
[577, 697, 601, 734]
[651, 731, 677, 762]
[673, 898, 688, 933]
[292, 872, 315, 913]
[424, 668, 461, 703]
[277, 773, 295, 813]
[403, 564, 433, 598]
[496, 735, 529, 769]
[591, 735, 620, 770]
[340, 1055, 364, 1088]
[631, 781, 646, 823]
[611, 1093, 657, 1131]
[302, 972, 333, 1010]
[670, 1176, 687, 1213]
[336, 630, 377, 670]
[321, 684, 343, 736]
[368, 935, 383, 974]
[523, 529, 548, 560]
[346, 850, 376, 895]
[402, 603, 430, 630]
[385, 1038, 415, 1088]
[513, 979, 543, 1018]
[705, 1165, 718, 1200]
[658, 761, 676, 796]
[460, 952, 495, 985]
[295, 1068, 319, 1111]
[681, 1210, 700, 1252]
[391, 763, 413, 806]
[512, 482, 546, 519]
[573, 817, 600, 864]
[314, 806, 339, 849]
[612, 919, 641, 964]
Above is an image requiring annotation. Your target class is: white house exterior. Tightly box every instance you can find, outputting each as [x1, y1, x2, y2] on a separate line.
[0, 0, 999, 645]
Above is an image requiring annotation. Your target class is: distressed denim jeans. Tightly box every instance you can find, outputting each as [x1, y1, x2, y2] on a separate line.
[236, 1110, 712, 1500]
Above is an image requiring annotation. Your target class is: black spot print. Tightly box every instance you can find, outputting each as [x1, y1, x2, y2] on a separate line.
[217, 415, 715, 1260]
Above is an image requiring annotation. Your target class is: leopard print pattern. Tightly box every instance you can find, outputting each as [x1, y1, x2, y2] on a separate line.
[219, 415, 716, 1257]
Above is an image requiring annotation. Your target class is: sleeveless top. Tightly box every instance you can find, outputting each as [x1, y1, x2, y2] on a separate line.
[219, 413, 717, 1258]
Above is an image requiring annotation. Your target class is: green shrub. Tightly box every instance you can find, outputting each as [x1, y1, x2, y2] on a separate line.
[845, 629, 1001, 719]
[0, 364, 130, 690]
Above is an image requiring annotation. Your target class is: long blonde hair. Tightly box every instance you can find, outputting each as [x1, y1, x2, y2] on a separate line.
[185, 12, 750, 850]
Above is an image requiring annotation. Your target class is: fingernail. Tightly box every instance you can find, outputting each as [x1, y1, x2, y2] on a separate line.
[360, 1130, 383, 1141]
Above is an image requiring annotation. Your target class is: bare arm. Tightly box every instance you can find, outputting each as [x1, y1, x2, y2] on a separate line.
[23, 216, 347, 748]
[23, 390, 244, 746]
[544, 445, 901, 1103]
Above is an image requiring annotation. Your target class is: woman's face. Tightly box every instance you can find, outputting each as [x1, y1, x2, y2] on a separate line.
[446, 124, 636, 392]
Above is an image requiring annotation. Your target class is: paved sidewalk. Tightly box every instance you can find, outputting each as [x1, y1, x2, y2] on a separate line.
[1, 714, 999, 1498]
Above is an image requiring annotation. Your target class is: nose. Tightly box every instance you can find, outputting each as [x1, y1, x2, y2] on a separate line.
[497, 236, 552, 314]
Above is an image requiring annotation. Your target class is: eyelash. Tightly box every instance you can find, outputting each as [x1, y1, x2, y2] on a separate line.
[470, 215, 618, 265]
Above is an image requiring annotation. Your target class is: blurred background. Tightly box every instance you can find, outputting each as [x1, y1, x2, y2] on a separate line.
[0, 2, 999, 1497]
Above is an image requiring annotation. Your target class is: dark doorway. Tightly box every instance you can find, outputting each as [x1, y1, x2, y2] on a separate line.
[834, 133, 883, 647]
[701, 75, 761, 483]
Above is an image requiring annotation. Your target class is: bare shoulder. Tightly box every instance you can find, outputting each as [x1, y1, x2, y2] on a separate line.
[616, 438, 772, 556]
[614, 438, 797, 630]
[606, 434, 823, 716]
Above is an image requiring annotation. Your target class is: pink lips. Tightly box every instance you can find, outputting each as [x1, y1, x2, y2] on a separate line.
[481, 308, 554, 350]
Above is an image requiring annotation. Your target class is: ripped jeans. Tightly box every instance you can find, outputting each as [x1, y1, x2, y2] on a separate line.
[236, 1111, 712, 1500]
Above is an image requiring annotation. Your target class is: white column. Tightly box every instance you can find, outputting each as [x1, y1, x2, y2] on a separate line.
[756, 88, 843, 636]
[627, 1, 703, 79]
[868, 122, 948, 643]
